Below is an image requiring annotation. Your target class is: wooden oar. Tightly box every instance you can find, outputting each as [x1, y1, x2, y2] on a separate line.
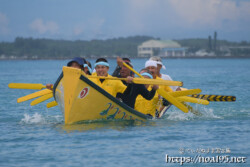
[157, 89, 188, 113]
[121, 61, 189, 113]
[47, 101, 58, 108]
[169, 89, 202, 97]
[17, 89, 52, 103]
[192, 94, 236, 102]
[8, 83, 47, 90]
[177, 96, 209, 105]
[30, 93, 53, 106]
[88, 76, 182, 86]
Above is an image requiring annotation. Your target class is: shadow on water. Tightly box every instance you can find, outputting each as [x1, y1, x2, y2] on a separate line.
[55, 119, 159, 133]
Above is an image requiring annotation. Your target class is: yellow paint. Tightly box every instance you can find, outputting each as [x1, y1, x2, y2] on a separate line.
[57, 66, 146, 124]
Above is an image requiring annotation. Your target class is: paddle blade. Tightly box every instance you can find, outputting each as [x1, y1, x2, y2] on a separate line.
[192, 94, 236, 102]
[182, 102, 202, 116]
[8, 83, 46, 90]
[17, 89, 52, 103]
[177, 96, 209, 105]
[169, 89, 202, 97]
[157, 89, 188, 113]
[30, 93, 53, 106]
[47, 101, 58, 108]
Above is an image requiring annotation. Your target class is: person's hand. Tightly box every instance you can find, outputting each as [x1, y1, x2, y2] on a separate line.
[176, 87, 181, 91]
[117, 57, 123, 67]
[152, 85, 159, 90]
[126, 76, 133, 83]
[46, 84, 53, 90]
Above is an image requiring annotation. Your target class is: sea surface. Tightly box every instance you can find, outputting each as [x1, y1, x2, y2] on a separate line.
[0, 58, 249, 166]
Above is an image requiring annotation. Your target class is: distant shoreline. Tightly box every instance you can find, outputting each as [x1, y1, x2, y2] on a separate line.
[1, 56, 250, 61]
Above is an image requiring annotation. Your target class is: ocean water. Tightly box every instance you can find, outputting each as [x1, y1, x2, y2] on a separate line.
[0, 58, 249, 166]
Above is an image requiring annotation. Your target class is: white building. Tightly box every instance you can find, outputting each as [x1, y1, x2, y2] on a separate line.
[138, 40, 186, 57]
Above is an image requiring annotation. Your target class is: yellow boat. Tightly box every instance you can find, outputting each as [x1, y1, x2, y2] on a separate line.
[53, 66, 152, 124]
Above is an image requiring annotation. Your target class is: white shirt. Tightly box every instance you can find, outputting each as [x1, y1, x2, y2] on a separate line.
[161, 74, 178, 91]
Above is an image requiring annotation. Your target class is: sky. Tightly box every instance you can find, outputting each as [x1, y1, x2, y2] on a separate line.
[0, 0, 250, 42]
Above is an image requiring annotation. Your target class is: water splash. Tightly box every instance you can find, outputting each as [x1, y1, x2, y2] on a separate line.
[20, 113, 46, 124]
[20, 112, 63, 125]
[164, 106, 221, 121]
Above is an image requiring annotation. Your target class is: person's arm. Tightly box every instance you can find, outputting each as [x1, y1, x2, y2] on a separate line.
[121, 83, 132, 96]
[138, 84, 157, 100]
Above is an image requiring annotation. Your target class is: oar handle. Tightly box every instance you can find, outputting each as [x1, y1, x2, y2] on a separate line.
[88, 76, 182, 86]
[88, 76, 127, 81]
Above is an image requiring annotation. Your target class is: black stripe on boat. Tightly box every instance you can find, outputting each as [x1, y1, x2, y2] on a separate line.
[53, 72, 63, 100]
[79, 75, 152, 120]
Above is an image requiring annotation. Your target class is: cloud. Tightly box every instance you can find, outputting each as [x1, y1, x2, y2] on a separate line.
[72, 18, 105, 38]
[121, 0, 250, 33]
[0, 12, 9, 34]
[73, 26, 84, 36]
[121, 0, 165, 31]
[168, 0, 250, 28]
[29, 19, 59, 34]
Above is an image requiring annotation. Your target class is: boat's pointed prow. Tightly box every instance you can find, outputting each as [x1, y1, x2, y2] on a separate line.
[62, 66, 82, 124]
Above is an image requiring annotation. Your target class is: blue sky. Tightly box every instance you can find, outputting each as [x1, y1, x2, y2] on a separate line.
[1, 0, 250, 42]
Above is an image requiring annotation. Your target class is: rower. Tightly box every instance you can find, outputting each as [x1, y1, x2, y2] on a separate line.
[145, 60, 172, 92]
[46, 57, 88, 90]
[112, 57, 134, 79]
[114, 57, 158, 109]
[84, 60, 92, 75]
[149, 56, 180, 91]
[89, 58, 133, 97]
[134, 61, 172, 117]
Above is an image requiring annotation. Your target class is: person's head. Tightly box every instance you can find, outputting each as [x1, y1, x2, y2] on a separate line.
[84, 60, 92, 75]
[149, 56, 166, 74]
[120, 58, 133, 78]
[67, 57, 86, 70]
[95, 58, 109, 76]
[139, 68, 153, 79]
[145, 60, 158, 78]
[139, 68, 153, 88]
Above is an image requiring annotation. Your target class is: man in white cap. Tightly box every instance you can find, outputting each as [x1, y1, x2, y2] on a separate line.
[145, 60, 172, 93]
[149, 56, 180, 91]
[135, 61, 172, 117]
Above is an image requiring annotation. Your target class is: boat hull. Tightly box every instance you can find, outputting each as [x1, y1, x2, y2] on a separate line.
[53, 67, 151, 124]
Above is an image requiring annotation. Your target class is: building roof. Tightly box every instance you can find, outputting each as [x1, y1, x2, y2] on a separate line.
[139, 40, 181, 48]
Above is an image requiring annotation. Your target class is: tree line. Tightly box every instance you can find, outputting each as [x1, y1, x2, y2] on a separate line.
[0, 36, 249, 59]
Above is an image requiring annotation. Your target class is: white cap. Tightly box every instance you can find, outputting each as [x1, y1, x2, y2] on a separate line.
[145, 60, 157, 68]
[149, 56, 166, 70]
